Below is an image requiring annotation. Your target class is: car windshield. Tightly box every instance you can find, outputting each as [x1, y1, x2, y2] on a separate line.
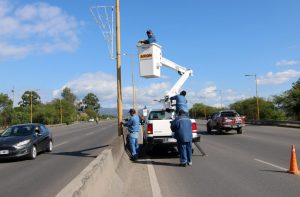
[148, 111, 166, 120]
[221, 112, 239, 117]
[1, 125, 35, 137]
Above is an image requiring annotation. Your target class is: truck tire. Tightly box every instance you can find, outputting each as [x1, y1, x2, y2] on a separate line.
[206, 125, 212, 134]
[217, 125, 222, 134]
[237, 128, 243, 134]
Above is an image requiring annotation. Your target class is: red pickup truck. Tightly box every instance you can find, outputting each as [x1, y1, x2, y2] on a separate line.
[207, 110, 245, 134]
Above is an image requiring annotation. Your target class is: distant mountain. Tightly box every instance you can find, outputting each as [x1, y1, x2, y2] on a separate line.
[100, 108, 129, 117]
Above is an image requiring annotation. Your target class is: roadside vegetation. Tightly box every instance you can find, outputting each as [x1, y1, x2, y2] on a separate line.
[1, 79, 299, 127]
[0, 87, 113, 128]
[190, 78, 300, 121]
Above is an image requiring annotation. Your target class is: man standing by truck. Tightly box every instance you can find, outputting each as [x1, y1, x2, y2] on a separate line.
[171, 109, 193, 167]
[122, 109, 140, 161]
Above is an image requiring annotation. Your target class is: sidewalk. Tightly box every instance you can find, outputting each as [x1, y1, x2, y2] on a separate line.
[122, 143, 153, 197]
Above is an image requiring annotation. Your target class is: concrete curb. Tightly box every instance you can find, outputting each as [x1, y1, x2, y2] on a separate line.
[56, 136, 130, 197]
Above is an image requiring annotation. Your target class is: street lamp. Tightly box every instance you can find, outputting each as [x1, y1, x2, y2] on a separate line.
[60, 99, 63, 124]
[123, 53, 138, 112]
[30, 89, 39, 123]
[199, 96, 207, 119]
[245, 74, 260, 121]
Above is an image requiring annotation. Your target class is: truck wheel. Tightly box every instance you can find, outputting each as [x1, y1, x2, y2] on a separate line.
[217, 125, 222, 134]
[237, 128, 243, 134]
[145, 144, 153, 155]
[206, 125, 212, 134]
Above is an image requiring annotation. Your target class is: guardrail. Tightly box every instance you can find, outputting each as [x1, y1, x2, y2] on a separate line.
[246, 120, 300, 128]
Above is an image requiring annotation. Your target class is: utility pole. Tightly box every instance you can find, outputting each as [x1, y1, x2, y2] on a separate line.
[60, 99, 63, 124]
[124, 53, 138, 112]
[245, 74, 260, 121]
[116, 0, 123, 136]
[30, 91, 33, 123]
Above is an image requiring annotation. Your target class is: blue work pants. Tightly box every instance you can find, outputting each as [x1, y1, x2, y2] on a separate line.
[177, 141, 192, 164]
[129, 136, 139, 158]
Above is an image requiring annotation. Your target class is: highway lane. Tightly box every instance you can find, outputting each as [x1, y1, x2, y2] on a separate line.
[0, 120, 118, 197]
[142, 123, 300, 197]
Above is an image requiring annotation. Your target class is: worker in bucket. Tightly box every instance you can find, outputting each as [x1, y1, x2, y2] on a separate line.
[139, 29, 157, 44]
[171, 109, 193, 167]
[170, 90, 189, 115]
[122, 109, 140, 161]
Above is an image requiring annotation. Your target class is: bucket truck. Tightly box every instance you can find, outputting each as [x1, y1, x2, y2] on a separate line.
[137, 43, 200, 150]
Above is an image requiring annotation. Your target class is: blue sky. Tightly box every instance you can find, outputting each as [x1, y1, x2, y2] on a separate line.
[0, 0, 300, 109]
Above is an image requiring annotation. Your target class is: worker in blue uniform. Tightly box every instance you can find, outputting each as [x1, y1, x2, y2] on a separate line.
[171, 109, 193, 166]
[122, 109, 140, 161]
[139, 29, 157, 44]
[170, 90, 188, 115]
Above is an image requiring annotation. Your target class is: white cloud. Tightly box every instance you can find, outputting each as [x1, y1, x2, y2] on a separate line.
[0, 1, 82, 59]
[258, 69, 300, 85]
[53, 72, 171, 109]
[276, 60, 300, 66]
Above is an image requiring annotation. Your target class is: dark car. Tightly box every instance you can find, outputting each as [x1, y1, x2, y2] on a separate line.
[0, 124, 53, 160]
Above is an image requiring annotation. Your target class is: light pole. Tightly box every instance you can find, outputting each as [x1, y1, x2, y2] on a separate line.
[60, 99, 63, 124]
[245, 74, 260, 120]
[199, 96, 207, 119]
[30, 89, 39, 123]
[116, 0, 123, 136]
[123, 53, 138, 112]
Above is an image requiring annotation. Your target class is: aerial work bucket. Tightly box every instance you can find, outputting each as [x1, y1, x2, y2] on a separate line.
[137, 43, 162, 78]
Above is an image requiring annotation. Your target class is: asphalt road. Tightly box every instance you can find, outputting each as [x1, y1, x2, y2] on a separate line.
[134, 122, 300, 197]
[0, 120, 117, 197]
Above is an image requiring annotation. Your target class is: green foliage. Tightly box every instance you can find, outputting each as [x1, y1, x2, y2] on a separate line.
[189, 103, 219, 119]
[273, 78, 300, 120]
[0, 94, 13, 127]
[61, 87, 76, 104]
[18, 90, 41, 107]
[79, 93, 101, 119]
[229, 97, 286, 121]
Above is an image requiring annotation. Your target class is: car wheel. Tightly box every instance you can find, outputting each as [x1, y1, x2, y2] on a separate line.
[29, 145, 37, 160]
[206, 125, 212, 134]
[46, 140, 53, 152]
[237, 128, 243, 134]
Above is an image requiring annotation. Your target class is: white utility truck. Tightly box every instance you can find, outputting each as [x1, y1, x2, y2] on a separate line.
[137, 43, 200, 151]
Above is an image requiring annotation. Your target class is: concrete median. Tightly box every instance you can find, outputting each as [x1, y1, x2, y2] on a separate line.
[56, 135, 131, 197]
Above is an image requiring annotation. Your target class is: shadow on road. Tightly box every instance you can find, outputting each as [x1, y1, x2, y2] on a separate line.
[259, 169, 288, 174]
[198, 131, 235, 136]
[50, 144, 109, 158]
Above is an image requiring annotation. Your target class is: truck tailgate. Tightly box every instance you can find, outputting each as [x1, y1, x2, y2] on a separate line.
[151, 119, 172, 136]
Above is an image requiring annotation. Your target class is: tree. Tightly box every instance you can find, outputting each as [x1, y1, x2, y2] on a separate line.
[230, 97, 286, 121]
[0, 93, 13, 127]
[81, 93, 100, 119]
[82, 93, 100, 113]
[189, 103, 219, 119]
[273, 78, 300, 120]
[61, 87, 76, 104]
[18, 90, 41, 107]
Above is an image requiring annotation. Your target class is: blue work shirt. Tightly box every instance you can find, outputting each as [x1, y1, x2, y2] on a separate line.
[171, 114, 192, 143]
[124, 115, 140, 138]
[142, 34, 156, 44]
[170, 95, 188, 113]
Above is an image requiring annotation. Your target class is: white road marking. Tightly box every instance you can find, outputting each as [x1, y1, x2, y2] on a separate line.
[254, 158, 288, 171]
[145, 159, 163, 197]
[54, 141, 69, 148]
[85, 132, 95, 136]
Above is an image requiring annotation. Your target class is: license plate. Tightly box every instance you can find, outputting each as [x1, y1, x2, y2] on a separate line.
[232, 126, 237, 128]
[0, 150, 9, 155]
[168, 138, 177, 142]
